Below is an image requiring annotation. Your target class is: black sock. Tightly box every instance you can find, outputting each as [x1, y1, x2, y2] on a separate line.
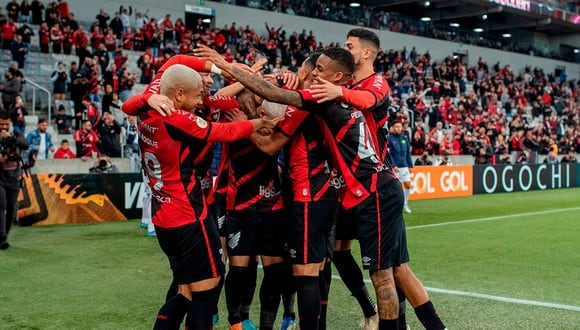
[153, 293, 189, 330]
[165, 278, 178, 302]
[379, 319, 400, 330]
[295, 275, 320, 330]
[281, 263, 296, 318]
[414, 301, 446, 330]
[333, 250, 377, 318]
[396, 286, 407, 330]
[185, 286, 221, 329]
[225, 266, 249, 325]
[322, 260, 332, 296]
[240, 259, 258, 321]
[259, 263, 285, 330]
[318, 270, 329, 330]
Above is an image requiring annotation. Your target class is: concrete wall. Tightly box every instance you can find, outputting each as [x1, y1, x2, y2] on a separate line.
[67, 1, 579, 79]
[32, 158, 133, 174]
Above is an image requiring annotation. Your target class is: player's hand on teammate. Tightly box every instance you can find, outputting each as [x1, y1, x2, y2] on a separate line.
[278, 70, 300, 89]
[224, 109, 248, 122]
[194, 44, 229, 69]
[147, 94, 175, 117]
[311, 76, 343, 103]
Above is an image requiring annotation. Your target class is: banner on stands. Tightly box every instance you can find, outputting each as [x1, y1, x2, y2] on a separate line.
[409, 165, 473, 200]
[473, 164, 577, 194]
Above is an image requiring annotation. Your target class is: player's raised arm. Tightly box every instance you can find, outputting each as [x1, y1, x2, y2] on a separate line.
[194, 45, 304, 108]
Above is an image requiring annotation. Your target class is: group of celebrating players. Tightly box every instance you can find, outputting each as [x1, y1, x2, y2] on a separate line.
[121, 28, 448, 330]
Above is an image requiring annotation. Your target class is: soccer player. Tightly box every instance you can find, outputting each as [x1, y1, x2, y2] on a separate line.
[310, 28, 446, 330]
[246, 52, 339, 330]
[388, 121, 414, 214]
[128, 64, 277, 329]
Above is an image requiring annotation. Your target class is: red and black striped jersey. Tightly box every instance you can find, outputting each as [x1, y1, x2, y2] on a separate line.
[277, 106, 337, 203]
[294, 89, 386, 209]
[346, 73, 391, 164]
[139, 109, 254, 228]
[226, 137, 283, 212]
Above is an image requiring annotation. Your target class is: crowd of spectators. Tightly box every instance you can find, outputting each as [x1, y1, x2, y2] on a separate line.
[0, 0, 578, 166]
[216, 0, 579, 63]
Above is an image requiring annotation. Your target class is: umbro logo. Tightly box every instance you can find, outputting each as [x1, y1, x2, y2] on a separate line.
[228, 232, 241, 249]
[289, 249, 297, 259]
[217, 216, 225, 229]
[362, 256, 371, 265]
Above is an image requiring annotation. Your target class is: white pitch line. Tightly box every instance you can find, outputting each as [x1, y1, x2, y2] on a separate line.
[406, 206, 580, 230]
[333, 275, 580, 312]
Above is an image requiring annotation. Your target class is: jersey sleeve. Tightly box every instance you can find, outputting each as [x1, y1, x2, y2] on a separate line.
[341, 75, 390, 110]
[165, 110, 253, 143]
[122, 93, 151, 115]
[297, 89, 320, 111]
[205, 95, 240, 111]
[276, 106, 309, 138]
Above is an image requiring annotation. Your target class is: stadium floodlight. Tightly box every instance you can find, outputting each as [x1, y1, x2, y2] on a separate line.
[502, 33, 512, 38]
[482, 14, 488, 20]
[202, 18, 211, 23]
[449, 22, 460, 27]
[421, 17, 432, 21]
[473, 28, 484, 32]
[574, 49, 580, 53]
[350, 2, 361, 7]
[424, 1, 430, 7]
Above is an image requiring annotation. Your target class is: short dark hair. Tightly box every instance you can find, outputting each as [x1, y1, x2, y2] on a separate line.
[0, 111, 10, 120]
[61, 139, 69, 144]
[38, 118, 48, 124]
[304, 50, 323, 70]
[321, 47, 355, 77]
[347, 28, 380, 49]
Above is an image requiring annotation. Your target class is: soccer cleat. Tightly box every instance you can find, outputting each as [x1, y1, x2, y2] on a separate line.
[146, 230, 157, 237]
[404, 204, 412, 214]
[212, 313, 219, 325]
[140, 222, 148, 229]
[280, 315, 296, 330]
[230, 323, 243, 330]
[359, 314, 379, 330]
[0, 241, 10, 250]
[241, 319, 258, 330]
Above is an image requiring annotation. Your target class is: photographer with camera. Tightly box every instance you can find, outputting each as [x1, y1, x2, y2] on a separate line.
[0, 111, 29, 250]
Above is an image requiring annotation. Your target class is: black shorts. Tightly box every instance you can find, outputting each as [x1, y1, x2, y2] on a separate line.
[354, 176, 410, 271]
[287, 201, 338, 265]
[335, 207, 358, 241]
[225, 210, 286, 257]
[155, 218, 225, 285]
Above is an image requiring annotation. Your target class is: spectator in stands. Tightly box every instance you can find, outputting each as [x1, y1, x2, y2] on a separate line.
[50, 22, 63, 54]
[30, 0, 43, 25]
[95, 8, 110, 31]
[26, 118, 54, 160]
[57, 0, 69, 19]
[1, 70, 20, 111]
[561, 150, 577, 163]
[72, 25, 89, 64]
[54, 139, 76, 159]
[93, 42, 109, 74]
[51, 61, 68, 106]
[103, 28, 117, 59]
[109, 11, 123, 39]
[543, 150, 559, 164]
[16, 20, 33, 50]
[118, 69, 136, 102]
[96, 112, 121, 158]
[62, 25, 73, 54]
[89, 156, 118, 173]
[134, 9, 148, 30]
[81, 96, 100, 126]
[10, 34, 26, 69]
[5, 0, 18, 22]
[498, 151, 512, 165]
[19, 0, 31, 23]
[38, 20, 49, 53]
[55, 104, 73, 134]
[8, 94, 26, 134]
[1, 17, 17, 50]
[74, 119, 99, 158]
[414, 151, 433, 166]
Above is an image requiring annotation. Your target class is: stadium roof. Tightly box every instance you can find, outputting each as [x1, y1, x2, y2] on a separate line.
[360, 0, 580, 37]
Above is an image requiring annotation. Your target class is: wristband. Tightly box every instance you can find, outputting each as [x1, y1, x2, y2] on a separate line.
[210, 64, 222, 75]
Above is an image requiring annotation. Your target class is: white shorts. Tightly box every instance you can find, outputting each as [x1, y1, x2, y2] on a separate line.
[395, 167, 412, 183]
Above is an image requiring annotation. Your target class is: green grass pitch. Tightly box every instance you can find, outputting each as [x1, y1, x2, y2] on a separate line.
[1, 188, 579, 329]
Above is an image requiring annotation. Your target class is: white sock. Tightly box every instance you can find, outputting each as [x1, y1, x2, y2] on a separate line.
[404, 188, 411, 205]
[147, 221, 155, 232]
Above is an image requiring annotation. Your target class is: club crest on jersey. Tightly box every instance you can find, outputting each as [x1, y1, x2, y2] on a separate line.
[196, 116, 208, 128]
